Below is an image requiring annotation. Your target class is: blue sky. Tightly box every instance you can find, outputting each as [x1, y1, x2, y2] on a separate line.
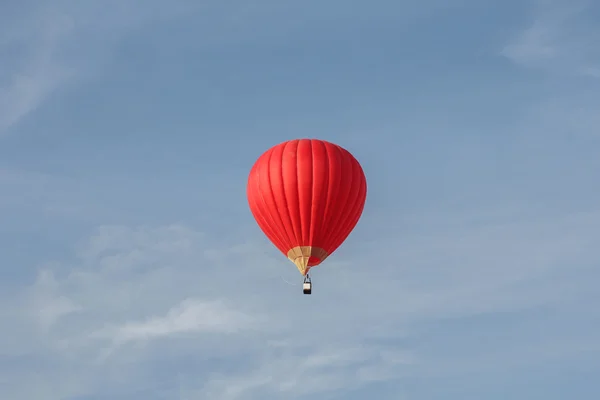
[1, 0, 599, 399]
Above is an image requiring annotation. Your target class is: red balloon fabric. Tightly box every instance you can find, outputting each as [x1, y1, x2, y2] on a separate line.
[247, 139, 367, 275]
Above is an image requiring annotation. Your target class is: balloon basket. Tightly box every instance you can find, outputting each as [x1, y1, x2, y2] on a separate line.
[303, 282, 312, 295]
[303, 274, 312, 295]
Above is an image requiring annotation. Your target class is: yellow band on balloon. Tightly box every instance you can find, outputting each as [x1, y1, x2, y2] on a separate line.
[286, 246, 329, 275]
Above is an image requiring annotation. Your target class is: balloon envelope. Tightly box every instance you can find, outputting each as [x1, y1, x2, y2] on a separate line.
[247, 138, 367, 275]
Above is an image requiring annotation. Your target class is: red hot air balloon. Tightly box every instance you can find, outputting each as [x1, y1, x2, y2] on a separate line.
[247, 138, 367, 294]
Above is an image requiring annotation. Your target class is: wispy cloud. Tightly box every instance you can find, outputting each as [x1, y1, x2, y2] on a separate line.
[519, 91, 600, 137]
[502, 0, 600, 77]
[499, 0, 600, 141]
[97, 298, 258, 345]
[0, 8, 75, 133]
[1, 206, 598, 399]
[26, 269, 82, 330]
[198, 344, 413, 400]
[0, 0, 199, 135]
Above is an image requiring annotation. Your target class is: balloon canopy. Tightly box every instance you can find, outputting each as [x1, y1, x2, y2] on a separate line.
[247, 138, 367, 275]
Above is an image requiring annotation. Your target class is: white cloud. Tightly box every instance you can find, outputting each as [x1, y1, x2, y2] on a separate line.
[0, 8, 75, 133]
[97, 298, 258, 345]
[520, 92, 600, 137]
[502, 0, 600, 77]
[500, 1, 600, 140]
[198, 344, 413, 400]
[26, 269, 82, 329]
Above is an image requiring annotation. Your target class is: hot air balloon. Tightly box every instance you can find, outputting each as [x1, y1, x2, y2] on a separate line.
[247, 138, 367, 294]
